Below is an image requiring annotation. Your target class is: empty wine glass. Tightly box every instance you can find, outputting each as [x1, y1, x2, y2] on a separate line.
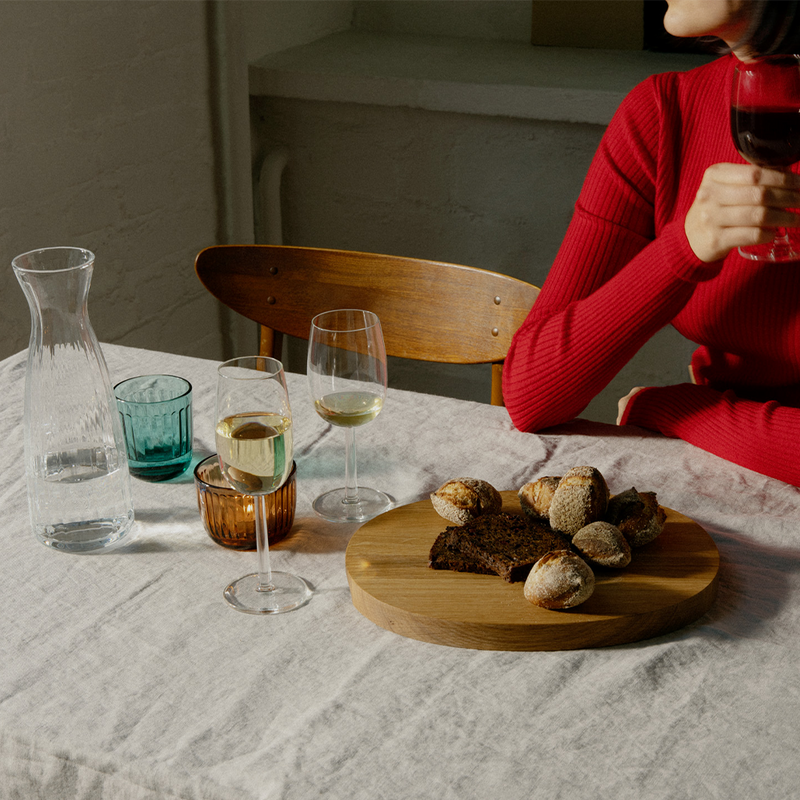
[216, 356, 312, 614]
[731, 55, 800, 261]
[307, 310, 392, 522]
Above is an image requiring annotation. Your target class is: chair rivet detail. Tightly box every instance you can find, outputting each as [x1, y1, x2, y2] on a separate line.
[494, 296, 501, 305]
[491, 327, 499, 337]
[267, 296, 276, 305]
[269, 267, 278, 275]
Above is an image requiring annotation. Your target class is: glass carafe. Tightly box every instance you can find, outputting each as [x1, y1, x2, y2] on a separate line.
[12, 247, 135, 553]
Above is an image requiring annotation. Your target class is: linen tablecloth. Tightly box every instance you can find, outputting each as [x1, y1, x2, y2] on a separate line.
[1, 344, 798, 799]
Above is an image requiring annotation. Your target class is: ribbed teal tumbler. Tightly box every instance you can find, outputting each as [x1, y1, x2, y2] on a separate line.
[114, 375, 193, 481]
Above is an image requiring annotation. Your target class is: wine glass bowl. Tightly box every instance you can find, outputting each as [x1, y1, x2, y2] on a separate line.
[216, 411, 292, 495]
[215, 356, 311, 614]
[307, 309, 392, 522]
[731, 55, 800, 261]
[314, 391, 384, 428]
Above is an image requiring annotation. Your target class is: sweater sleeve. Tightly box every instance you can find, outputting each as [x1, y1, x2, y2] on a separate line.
[503, 76, 723, 432]
[620, 383, 800, 487]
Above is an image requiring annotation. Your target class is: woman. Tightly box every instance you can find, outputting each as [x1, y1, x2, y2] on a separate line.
[502, 0, 800, 487]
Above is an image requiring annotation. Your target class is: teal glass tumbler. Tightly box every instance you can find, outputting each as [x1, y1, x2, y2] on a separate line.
[114, 375, 193, 481]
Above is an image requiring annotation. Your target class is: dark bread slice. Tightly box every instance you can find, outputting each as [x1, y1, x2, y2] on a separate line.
[428, 533, 496, 576]
[429, 512, 571, 583]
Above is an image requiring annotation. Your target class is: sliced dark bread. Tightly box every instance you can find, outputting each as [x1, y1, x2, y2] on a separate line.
[429, 512, 571, 583]
[428, 534, 496, 576]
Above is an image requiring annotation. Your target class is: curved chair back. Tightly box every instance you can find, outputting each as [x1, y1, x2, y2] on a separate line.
[195, 245, 539, 405]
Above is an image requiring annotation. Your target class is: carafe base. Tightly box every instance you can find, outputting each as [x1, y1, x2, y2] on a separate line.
[35, 512, 135, 553]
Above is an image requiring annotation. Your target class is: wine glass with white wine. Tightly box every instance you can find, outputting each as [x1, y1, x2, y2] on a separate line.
[307, 309, 392, 522]
[216, 356, 312, 614]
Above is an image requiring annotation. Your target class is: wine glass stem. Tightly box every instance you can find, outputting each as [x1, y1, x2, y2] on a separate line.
[344, 427, 360, 505]
[255, 494, 275, 592]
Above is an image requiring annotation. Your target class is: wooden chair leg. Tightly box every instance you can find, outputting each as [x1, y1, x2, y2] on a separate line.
[259, 326, 283, 360]
[491, 363, 505, 406]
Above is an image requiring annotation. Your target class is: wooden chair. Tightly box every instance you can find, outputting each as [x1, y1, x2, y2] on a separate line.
[195, 245, 539, 405]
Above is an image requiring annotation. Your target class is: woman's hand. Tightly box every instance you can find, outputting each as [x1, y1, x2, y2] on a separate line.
[617, 386, 646, 425]
[684, 163, 800, 263]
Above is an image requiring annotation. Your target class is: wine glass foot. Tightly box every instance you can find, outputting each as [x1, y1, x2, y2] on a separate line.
[223, 571, 313, 614]
[739, 242, 800, 262]
[312, 486, 394, 523]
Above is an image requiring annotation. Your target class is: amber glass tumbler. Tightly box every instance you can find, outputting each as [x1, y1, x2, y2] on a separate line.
[194, 454, 296, 549]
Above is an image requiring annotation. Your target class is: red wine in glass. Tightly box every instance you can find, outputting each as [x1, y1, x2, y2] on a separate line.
[731, 55, 800, 262]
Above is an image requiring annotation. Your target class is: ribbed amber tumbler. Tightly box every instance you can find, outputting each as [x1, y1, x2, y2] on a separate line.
[194, 454, 296, 549]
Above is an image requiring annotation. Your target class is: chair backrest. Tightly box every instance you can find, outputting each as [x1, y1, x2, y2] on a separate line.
[195, 245, 539, 405]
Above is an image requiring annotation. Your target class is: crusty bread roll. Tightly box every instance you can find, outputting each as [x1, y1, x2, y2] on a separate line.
[606, 487, 666, 548]
[518, 476, 561, 519]
[548, 466, 609, 536]
[430, 478, 502, 525]
[571, 521, 631, 568]
[523, 550, 595, 609]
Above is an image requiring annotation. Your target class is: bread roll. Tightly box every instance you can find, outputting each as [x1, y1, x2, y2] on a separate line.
[518, 476, 561, 519]
[523, 550, 595, 609]
[571, 521, 631, 568]
[430, 478, 502, 525]
[606, 488, 666, 548]
[548, 466, 609, 536]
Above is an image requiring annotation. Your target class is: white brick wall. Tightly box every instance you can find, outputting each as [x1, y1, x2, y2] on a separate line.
[1, 0, 225, 363]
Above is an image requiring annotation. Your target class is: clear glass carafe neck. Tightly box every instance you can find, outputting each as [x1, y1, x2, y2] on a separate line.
[13, 247, 95, 352]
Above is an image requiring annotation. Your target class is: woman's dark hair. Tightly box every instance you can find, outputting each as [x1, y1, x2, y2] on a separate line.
[739, 0, 800, 56]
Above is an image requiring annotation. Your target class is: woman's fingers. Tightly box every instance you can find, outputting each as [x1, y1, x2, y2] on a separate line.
[704, 161, 800, 190]
[710, 184, 800, 213]
[685, 163, 800, 262]
[617, 386, 646, 426]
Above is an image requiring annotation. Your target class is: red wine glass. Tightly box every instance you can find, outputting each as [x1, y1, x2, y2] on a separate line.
[731, 55, 800, 262]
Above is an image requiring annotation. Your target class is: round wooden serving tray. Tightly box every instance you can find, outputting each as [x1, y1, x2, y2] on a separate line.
[345, 491, 719, 651]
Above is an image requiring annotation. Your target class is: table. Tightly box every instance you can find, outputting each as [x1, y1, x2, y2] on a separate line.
[1, 344, 799, 799]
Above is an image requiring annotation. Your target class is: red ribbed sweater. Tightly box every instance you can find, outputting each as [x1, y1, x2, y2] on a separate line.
[503, 53, 800, 487]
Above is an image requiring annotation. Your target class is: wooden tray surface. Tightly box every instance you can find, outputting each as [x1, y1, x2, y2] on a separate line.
[345, 491, 719, 651]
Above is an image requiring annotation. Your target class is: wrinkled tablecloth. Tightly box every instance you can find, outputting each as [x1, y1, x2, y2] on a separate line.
[1, 344, 798, 800]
